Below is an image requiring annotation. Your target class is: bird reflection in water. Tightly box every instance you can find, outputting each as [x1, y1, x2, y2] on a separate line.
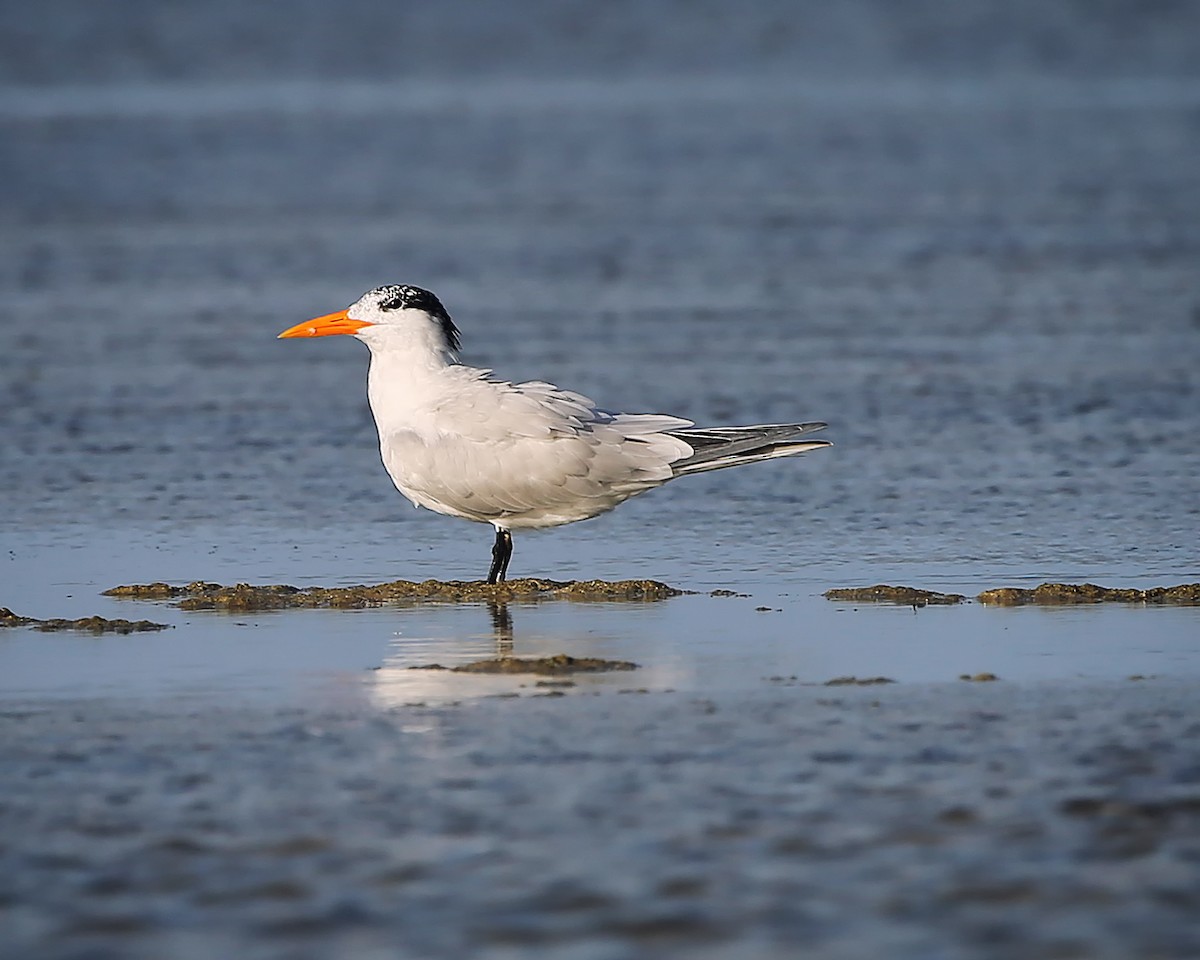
[365, 601, 527, 708]
[488, 601, 514, 657]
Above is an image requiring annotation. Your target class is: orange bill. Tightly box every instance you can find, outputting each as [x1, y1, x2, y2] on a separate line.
[277, 309, 374, 339]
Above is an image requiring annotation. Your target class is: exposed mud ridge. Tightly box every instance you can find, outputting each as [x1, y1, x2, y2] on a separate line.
[410, 654, 639, 675]
[823, 585, 966, 605]
[0, 608, 37, 627]
[825, 582, 1200, 607]
[0, 606, 169, 634]
[104, 578, 684, 611]
[977, 583, 1200, 605]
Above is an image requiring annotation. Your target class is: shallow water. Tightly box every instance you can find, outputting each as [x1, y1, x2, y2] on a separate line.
[4, 7, 1200, 960]
[2, 3, 1200, 702]
[3, 521, 1199, 704]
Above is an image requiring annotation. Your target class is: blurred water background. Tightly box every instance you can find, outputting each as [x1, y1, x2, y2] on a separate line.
[1, 0, 1199, 699]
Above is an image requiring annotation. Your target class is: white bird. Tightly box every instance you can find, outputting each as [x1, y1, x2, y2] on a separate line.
[279, 285, 830, 583]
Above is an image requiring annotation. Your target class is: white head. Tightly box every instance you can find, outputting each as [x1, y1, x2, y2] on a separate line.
[278, 284, 461, 359]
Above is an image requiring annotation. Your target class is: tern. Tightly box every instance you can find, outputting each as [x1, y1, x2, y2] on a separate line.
[279, 285, 830, 583]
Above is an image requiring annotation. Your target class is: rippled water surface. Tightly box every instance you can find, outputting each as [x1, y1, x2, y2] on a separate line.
[4, 6, 1200, 960]
[3, 4, 1200, 700]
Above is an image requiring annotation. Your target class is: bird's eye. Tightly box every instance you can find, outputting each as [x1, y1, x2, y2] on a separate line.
[375, 285, 413, 312]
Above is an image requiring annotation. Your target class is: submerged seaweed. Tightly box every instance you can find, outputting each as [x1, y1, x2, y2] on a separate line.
[824, 676, 897, 686]
[410, 654, 638, 675]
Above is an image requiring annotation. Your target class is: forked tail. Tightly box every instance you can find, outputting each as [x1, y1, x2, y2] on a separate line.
[667, 422, 831, 477]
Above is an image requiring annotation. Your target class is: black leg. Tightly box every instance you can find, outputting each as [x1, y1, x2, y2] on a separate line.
[487, 528, 513, 584]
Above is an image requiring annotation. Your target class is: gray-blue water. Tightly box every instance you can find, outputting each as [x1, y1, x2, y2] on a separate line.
[3, 6, 1200, 959]
[3, 3, 1200, 702]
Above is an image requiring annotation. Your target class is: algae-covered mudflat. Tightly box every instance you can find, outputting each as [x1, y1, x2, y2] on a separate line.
[103, 577, 685, 608]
